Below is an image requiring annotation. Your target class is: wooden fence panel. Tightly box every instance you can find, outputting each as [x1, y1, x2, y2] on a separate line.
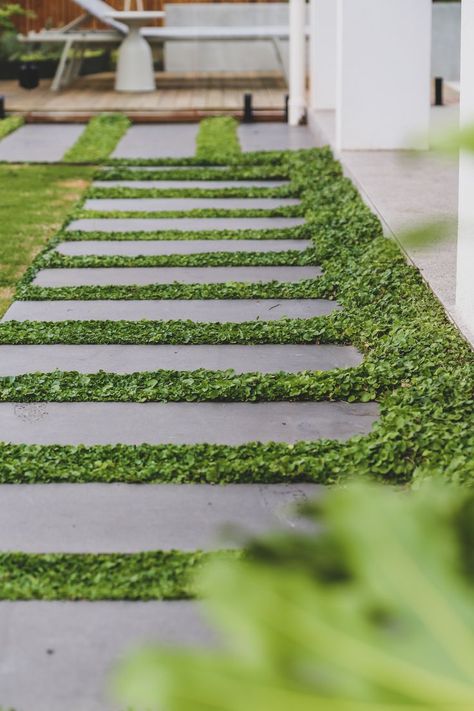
[14, 0, 283, 34]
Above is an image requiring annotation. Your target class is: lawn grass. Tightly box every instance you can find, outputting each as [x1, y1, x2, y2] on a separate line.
[0, 116, 24, 141]
[0, 164, 93, 315]
[63, 113, 131, 163]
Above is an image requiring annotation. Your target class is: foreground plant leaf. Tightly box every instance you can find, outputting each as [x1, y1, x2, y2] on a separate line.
[116, 482, 474, 710]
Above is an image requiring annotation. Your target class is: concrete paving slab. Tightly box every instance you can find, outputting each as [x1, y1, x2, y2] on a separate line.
[93, 179, 290, 189]
[112, 124, 199, 159]
[84, 197, 300, 211]
[0, 124, 84, 163]
[0, 483, 319, 553]
[3, 298, 339, 322]
[0, 600, 214, 711]
[112, 165, 227, 171]
[0, 344, 362, 375]
[33, 266, 322, 287]
[0, 401, 380, 445]
[67, 217, 306, 232]
[56, 239, 312, 256]
[239, 123, 316, 152]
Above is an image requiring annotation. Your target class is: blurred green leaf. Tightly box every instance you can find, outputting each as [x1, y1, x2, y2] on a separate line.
[116, 482, 474, 711]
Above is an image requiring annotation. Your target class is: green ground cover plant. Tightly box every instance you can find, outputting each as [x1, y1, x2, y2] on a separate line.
[0, 115, 23, 141]
[0, 550, 233, 600]
[0, 164, 93, 315]
[0, 144, 472, 486]
[117, 481, 474, 709]
[63, 113, 131, 163]
[195, 116, 242, 163]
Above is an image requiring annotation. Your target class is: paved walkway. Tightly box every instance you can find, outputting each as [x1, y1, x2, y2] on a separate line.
[0, 146, 376, 710]
[0, 124, 83, 162]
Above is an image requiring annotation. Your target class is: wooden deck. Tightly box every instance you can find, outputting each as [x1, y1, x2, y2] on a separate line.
[1, 72, 288, 122]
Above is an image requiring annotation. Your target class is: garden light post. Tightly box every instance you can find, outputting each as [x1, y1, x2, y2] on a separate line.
[288, 0, 306, 125]
[456, 0, 474, 334]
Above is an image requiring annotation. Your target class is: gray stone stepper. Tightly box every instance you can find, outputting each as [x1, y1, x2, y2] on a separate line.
[0, 344, 363, 376]
[3, 298, 340, 323]
[84, 197, 300, 211]
[67, 217, 306, 233]
[0, 601, 213, 711]
[0, 483, 319, 553]
[93, 179, 290, 189]
[1, 401, 380, 445]
[56, 238, 312, 256]
[33, 266, 322, 287]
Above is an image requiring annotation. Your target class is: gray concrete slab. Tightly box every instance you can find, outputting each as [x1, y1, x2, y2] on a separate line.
[238, 123, 316, 152]
[0, 344, 362, 375]
[114, 165, 227, 171]
[0, 600, 214, 711]
[33, 266, 322, 287]
[84, 197, 300, 212]
[0, 401, 380, 445]
[67, 217, 306, 232]
[3, 298, 339, 323]
[56, 239, 312, 256]
[93, 179, 290, 189]
[112, 124, 199, 159]
[0, 124, 84, 163]
[0, 483, 319, 553]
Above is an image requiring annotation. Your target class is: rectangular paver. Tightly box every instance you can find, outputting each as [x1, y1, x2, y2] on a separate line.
[33, 266, 322, 287]
[56, 239, 312, 256]
[0, 344, 362, 376]
[0, 401, 380, 445]
[3, 299, 339, 322]
[84, 197, 300, 211]
[239, 123, 316, 152]
[0, 124, 84, 163]
[0, 601, 213, 711]
[67, 217, 306, 232]
[112, 124, 199, 159]
[0, 483, 319, 553]
[93, 179, 290, 189]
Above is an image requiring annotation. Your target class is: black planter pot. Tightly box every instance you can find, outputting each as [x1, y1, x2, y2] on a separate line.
[0, 52, 111, 82]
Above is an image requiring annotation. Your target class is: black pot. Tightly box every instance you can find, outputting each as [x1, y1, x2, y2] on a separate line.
[19, 62, 39, 90]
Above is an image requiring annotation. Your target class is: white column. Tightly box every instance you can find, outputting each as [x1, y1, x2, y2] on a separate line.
[456, 0, 474, 332]
[309, 0, 337, 110]
[336, 0, 432, 150]
[288, 0, 306, 125]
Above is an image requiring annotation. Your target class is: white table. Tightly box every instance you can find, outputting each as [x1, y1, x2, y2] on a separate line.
[105, 11, 165, 92]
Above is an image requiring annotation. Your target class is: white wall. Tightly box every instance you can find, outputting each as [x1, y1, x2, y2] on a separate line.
[336, 0, 432, 150]
[456, 0, 474, 333]
[432, 2, 461, 81]
[309, 0, 337, 110]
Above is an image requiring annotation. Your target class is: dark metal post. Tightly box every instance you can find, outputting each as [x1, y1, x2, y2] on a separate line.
[435, 77, 444, 107]
[243, 93, 253, 123]
[284, 94, 289, 123]
[0, 96, 4, 120]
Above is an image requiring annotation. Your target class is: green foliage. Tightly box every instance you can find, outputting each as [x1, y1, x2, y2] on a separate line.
[0, 3, 31, 32]
[117, 481, 474, 710]
[0, 115, 23, 140]
[63, 113, 131, 163]
[195, 116, 242, 163]
[0, 550, 233, 600]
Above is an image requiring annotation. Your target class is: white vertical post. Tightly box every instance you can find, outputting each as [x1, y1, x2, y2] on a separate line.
[336, 0, 432, 150]
[309, 0, 337, 110]
[456, 0, 474, 332]
[288, 0, 306, 125]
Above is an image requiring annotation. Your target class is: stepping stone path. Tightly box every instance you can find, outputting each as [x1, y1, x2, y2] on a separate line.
[0, 158, 379, 711]
[0, 124, 84, 163]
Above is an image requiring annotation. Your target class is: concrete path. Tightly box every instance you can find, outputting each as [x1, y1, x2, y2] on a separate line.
[93, 179, 290, 189]
[112, 124, 200, 159]
[84, 197, 300, 211]
[0, 124, 84, 163]
[67, 217, 306, 233]
[56, 239, 311, 255]
[33, 266, 322, 287]
[239, 123, 316, 152]
[0, 150, 377, 710]
[0, 344, 363, 375]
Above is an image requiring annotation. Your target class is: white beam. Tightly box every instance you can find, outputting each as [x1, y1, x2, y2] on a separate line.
[288, 0, 306, 125]
[309, 0, 337, 110]
[336, 0, 432, 150]
[456, 0, 474, 333]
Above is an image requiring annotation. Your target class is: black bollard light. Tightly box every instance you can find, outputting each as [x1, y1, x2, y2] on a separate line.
[435, 77, 444, 107]
[243, 93, 254, 123]
[284, 94, 289, 123]
[0, 96, 5, 120]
